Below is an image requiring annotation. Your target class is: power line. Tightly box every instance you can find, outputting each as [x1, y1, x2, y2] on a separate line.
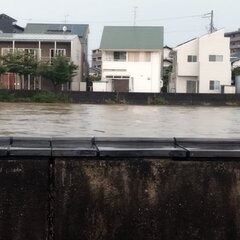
[18, 13, 205, 25]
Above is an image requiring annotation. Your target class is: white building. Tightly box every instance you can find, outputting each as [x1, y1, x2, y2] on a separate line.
[93, 26, 164, 93]
[169, 29, 232, 93]
[163, 46, 173, 68]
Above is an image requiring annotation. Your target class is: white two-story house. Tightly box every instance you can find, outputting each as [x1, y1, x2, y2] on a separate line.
[93, 26, 164, 92]
[169, 29, 232, 93]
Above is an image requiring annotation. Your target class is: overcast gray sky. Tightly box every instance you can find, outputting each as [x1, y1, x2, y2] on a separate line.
[2, 0, 240, 56]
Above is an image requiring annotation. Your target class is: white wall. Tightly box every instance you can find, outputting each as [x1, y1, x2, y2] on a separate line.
[176, 76, 198, 93]
[71, 37, 82, 91]
[198, 30, 231, 93]
[172, 30, 231, 93]
[93, 81, 112, 92]
[101, 51, 162, 93]
[175, 39, 199, 77]
[223, 85, 235, 94]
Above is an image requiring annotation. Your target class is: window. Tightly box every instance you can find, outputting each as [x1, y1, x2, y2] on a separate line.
[1, 48, 13, 55]
[2, 48, 38, 57]
[113, 51, 126, 61]
[17, 48, 38, 56]
[128, 52, 151, 62]
[209, 80, 220, 90]
[128, 52, 140, 62]
[50, 49, 66, 58]
[209, 55, 223, 62]
[187, 55, 197, 62]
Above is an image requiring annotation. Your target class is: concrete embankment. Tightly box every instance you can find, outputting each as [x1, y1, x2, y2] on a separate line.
[70, 91, 240, 105]
[1, 89, 240, 105]
[1, 137, 240, 239]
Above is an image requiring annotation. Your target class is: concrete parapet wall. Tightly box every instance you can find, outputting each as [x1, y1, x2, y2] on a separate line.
[1, 137, 240, 239]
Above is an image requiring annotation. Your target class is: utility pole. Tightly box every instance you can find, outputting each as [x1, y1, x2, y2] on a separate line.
[210, 10, 214, 33]
[203, 10, 215, 33]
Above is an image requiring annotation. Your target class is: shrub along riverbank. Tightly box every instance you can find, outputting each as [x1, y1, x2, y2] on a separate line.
[0, 90, 71, 103]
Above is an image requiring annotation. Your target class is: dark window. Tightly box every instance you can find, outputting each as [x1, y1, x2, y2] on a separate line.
[113, 52, 126, 61]
[209, 80, 220, 90]
[187, 55, 197, 62]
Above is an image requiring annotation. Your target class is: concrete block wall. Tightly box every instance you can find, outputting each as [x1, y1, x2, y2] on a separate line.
[1, 137, 240, 240]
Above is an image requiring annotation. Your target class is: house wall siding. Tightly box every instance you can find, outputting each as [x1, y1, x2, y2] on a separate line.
[198, 34, 231, 93]
[176, 40, 199, 77]
[39, 42, 54, 59]
[172, 30, 231, 94]
[71, 37, 83, 91]
[0, 35, 83, 91]
[176, 76, 198, 93]
[100, 51, 162, 93]
[14, 42, 39, 48]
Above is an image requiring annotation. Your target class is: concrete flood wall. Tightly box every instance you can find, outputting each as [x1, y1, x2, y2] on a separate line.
[3, 89, 240, 105]
[70, 91, 240, 105]
[1, 137, 240, 240]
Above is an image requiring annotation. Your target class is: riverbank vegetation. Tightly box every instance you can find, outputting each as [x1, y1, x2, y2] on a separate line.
[0, 89, 71, 103]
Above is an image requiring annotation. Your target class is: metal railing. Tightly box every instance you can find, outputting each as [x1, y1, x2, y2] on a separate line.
[1, 137, 240, 159]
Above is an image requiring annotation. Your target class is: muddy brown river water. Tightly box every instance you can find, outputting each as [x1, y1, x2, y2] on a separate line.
[0, 102, 240, 138]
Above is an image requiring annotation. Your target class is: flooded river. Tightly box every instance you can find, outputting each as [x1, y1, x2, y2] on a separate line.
[0, 102, 240, 138]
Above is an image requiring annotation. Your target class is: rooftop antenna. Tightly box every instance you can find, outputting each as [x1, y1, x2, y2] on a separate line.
[133, 6, 138, 26]
[64, 14, 69, 24]
[202, 10, 216, 33]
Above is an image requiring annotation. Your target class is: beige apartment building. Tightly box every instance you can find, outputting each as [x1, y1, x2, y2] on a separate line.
[0, 33, 86, 91]
[0, 22, 89, 91]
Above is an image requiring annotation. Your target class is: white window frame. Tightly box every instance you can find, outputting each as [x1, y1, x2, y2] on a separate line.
[50, 48, 66, 58]
[1, 48, 14, 55]
[209, 55, 223, 62]
[17, 48, 38, 56]
[209, 80, 220, 90]
[187, 55, 197, 62]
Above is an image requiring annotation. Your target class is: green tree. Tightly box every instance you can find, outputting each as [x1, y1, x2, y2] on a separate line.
[0, 62, 7, 75]
[2, 51, 39, 88]
[88, 75, 101, 82]
[38, 56, 78, 91]
[0, 58, 7, 88]
[3, 51, 39, 75]
[162, 66, 172, 93]
[232, 66, 240, 80]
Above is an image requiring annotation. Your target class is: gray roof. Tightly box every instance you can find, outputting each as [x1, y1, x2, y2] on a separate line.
[0, 14, 24, 33]
[100, 26, 164, 50]
[0, 33, 78, 42]
[24, 23, 89, 39]
[0, 14, 16, 22]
